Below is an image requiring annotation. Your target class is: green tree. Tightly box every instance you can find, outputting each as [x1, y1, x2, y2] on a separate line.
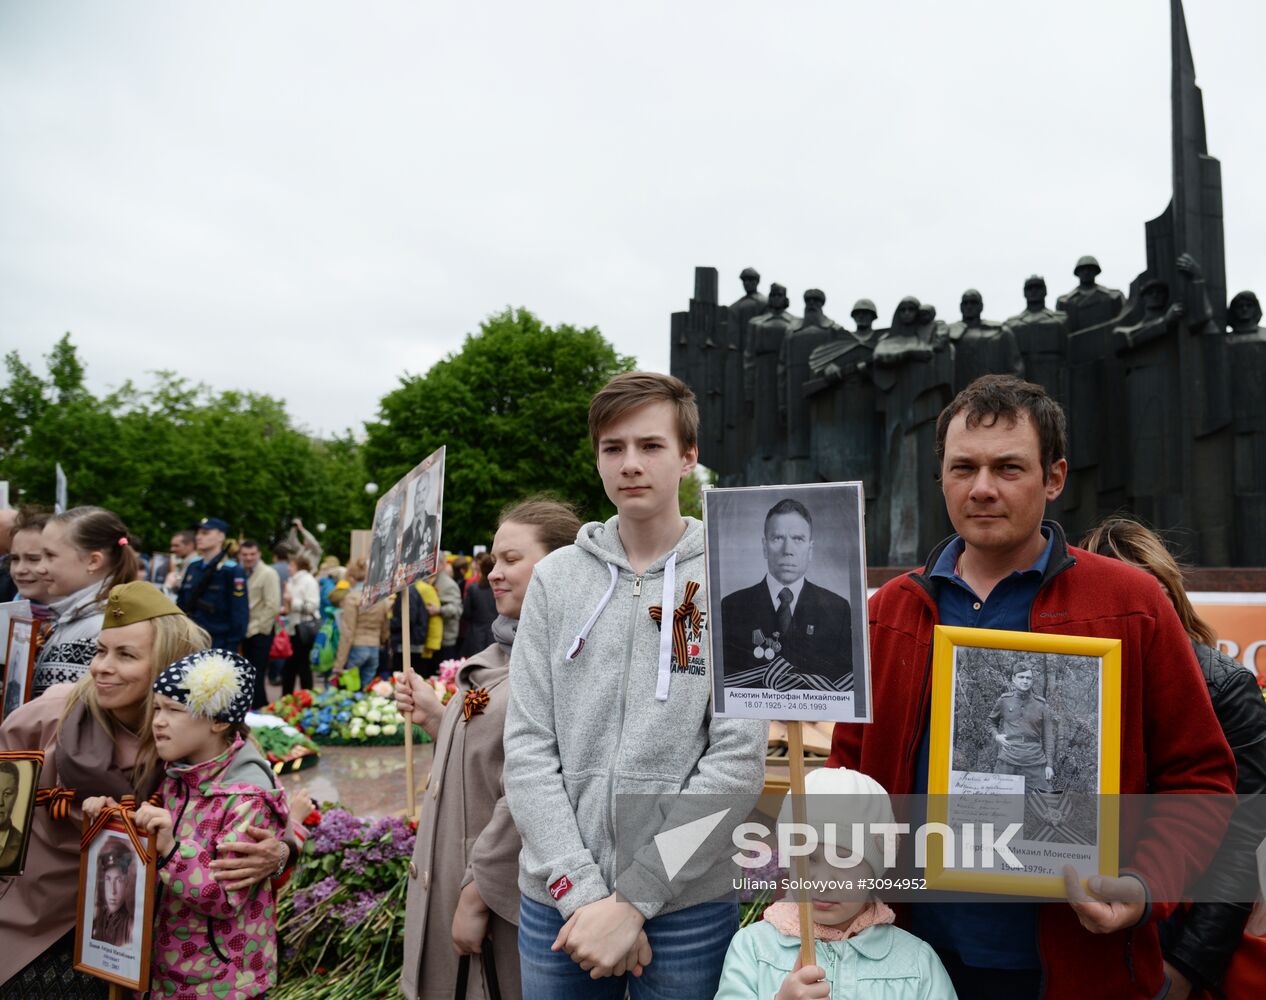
[0, 337, 374, 558]
[364, 308, 634, 549]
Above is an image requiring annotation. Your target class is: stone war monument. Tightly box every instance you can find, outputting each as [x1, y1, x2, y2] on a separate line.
[670, 0, 1261, 566]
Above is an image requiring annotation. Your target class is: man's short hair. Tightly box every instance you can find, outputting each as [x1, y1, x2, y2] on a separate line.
[239, 539, 259, 550]
[764, 498, 813, 535]
[0, 761, 18, 785]
[588, 371, 698, 454]
[271, 542, 293, 560]
[935, 374, 1067, 480]
[172, 530, 195, 545]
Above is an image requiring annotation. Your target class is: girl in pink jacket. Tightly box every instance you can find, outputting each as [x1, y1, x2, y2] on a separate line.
[89, 649, 288, 998]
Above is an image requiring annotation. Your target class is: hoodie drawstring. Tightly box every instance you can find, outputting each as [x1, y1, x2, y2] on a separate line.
[654, 553, 677, 701]
[567, 563, 619, 659]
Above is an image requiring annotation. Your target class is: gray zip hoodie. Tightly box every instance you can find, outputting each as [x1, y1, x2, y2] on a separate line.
[503, 515, 768, 920]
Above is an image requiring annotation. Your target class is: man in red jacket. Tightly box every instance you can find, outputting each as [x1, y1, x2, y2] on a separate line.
[827, 374, 1236, 999]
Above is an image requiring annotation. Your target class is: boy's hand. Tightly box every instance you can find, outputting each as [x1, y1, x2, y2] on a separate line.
[82, 796, 118, 821]
[551, 894, 645, 979]
[133, 803, 175, 856]
[618, 930, 652, 977]
[451, 882, 490, 955]
[776, 957, 830, 999]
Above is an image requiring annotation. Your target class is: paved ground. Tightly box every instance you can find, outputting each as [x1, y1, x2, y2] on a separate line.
[278, 740, 436, 818]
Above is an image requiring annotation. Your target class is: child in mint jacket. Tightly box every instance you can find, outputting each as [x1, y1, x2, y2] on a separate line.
[714, 769, 956, 1000]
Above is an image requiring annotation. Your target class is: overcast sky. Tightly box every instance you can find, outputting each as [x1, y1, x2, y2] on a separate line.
[3, 0, 1264, 439]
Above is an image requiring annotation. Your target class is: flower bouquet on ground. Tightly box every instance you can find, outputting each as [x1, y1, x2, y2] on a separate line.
[263, 684, 429, 746]
[252, 723, 320, 773]
[272, 807, 416, 1000]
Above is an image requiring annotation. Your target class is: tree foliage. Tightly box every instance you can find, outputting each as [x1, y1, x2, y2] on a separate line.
[0, 335, 374, 557]
[364, 308, 634, 549]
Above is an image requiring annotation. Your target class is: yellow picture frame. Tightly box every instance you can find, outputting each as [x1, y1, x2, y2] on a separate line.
[926, 625, 1122, 898]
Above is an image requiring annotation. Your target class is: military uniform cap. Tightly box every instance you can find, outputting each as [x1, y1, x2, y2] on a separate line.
[102, 581, 185, 630]
[1073, 255, 1102, 276]
[1024, 274, 1046, 290]
[739, 266, 760, 281]
[851, 298, 878, 316]
[198, 516, 230, 533]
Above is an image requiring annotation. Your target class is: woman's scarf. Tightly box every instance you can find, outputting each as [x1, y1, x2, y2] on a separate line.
[491, 615, 517, 653]
[55, 700, 148, 804]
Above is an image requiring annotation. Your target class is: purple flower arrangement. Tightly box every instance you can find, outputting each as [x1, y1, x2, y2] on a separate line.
[274, 807, 417, 999]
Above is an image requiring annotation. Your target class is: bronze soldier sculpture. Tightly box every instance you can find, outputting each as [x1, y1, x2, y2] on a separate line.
[947, 288, 1023, 392]
[743, 283, 798, 485]
[780, 289, 844, 479]
[724, 268, 768, 480]
[1228, 291, 1266, 564]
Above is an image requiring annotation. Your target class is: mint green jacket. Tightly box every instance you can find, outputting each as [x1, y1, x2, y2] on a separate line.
[714, 921, 958, 1000]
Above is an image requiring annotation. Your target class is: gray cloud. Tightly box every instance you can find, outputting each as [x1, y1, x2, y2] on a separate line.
[2, 1, 1263, 437]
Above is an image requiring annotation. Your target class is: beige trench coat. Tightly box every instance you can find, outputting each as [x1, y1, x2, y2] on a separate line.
[0, 685, 141, 987]
[400, 643, 522, 1000]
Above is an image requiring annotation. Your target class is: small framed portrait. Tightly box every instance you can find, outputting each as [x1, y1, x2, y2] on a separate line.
[705, 482, 871, 722]
[926, 625, 1122, 898]
[75, 819, 156, 991]
[0, 599, 32, 666]
[2, 617, 38, 723]
[0, 750, 43, 877]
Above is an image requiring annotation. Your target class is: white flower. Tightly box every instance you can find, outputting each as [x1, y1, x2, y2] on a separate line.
[183, 655, 242, 719]
[365, 724, 382, 737]
[382, 725, 398, 736]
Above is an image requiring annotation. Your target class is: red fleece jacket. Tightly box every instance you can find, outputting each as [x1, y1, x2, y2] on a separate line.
[828, 527, 1236, 999]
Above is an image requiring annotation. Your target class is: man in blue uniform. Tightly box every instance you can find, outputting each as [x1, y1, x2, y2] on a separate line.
[177, 516, 249, 651]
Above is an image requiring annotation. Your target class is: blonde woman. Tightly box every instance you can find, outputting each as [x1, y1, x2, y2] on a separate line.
[0, 583, 206, 991]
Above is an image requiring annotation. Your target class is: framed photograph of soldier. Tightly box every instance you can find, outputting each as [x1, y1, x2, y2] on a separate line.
[0, 750, 42, 877]
[1, 617, 38, 723]
[704, 482, 871, 723]
[74, 817, 156, 991]
[925, 625, 1122, 898]
[361, 446, 445, 610]
[0, 599, 31, 666]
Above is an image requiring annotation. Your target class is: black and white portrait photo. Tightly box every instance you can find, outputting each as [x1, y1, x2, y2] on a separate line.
[362, 483, 405, 608]
[949, 645, 1102, 849]
[706, 482, 870, 722]
[76, 822, 155, 990]
[360, 446, 446, 609]
[398, 456, 442, 577]
[0, 754, 40, 877]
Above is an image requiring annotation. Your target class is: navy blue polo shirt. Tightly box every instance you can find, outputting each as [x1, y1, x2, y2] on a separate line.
[910, 527, 1053, 970]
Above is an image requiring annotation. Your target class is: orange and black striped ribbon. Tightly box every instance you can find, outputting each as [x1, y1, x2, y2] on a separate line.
[463, 688, 490, 721]
[79, 795, 147, 857]
[648, 580, 704, 670]
[35, 787, 76, 821]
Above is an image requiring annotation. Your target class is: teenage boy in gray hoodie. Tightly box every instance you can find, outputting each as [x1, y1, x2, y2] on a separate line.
[504, 372, 768, 998]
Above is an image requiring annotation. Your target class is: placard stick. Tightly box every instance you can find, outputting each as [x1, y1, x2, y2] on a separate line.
[400, 594, 417, 819]
[786, 720, 816, 969]
[109, 985, 124, 1000]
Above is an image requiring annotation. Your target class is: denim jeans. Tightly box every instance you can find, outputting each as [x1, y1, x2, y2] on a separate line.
[345, 645, 381, 683]
[518, 895, 737, 1000]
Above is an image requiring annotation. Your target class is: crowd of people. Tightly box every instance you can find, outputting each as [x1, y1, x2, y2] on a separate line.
[1, 370, 1264, 999]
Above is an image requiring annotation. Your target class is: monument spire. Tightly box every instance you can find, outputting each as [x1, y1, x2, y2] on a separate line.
[1145, 0, 1226, 324]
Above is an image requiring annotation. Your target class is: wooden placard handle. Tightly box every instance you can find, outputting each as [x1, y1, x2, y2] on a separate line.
[785, 720, 816, 970]
[401, 596, 417, 819]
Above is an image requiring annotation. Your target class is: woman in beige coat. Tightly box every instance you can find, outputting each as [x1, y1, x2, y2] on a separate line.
[394, 498, 580, 1000]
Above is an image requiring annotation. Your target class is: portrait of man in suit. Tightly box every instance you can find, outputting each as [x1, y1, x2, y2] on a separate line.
[367, 491, 401, 593]
[719, 497, 853, 691]
[399, 466, 439, 572]
[0, 760, 28, 875]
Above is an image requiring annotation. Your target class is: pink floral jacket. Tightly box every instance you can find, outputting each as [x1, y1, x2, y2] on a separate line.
[149, 734, 289, 999]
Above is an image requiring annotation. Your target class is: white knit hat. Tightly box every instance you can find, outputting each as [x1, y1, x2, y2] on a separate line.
[778, 767, 897, 878]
